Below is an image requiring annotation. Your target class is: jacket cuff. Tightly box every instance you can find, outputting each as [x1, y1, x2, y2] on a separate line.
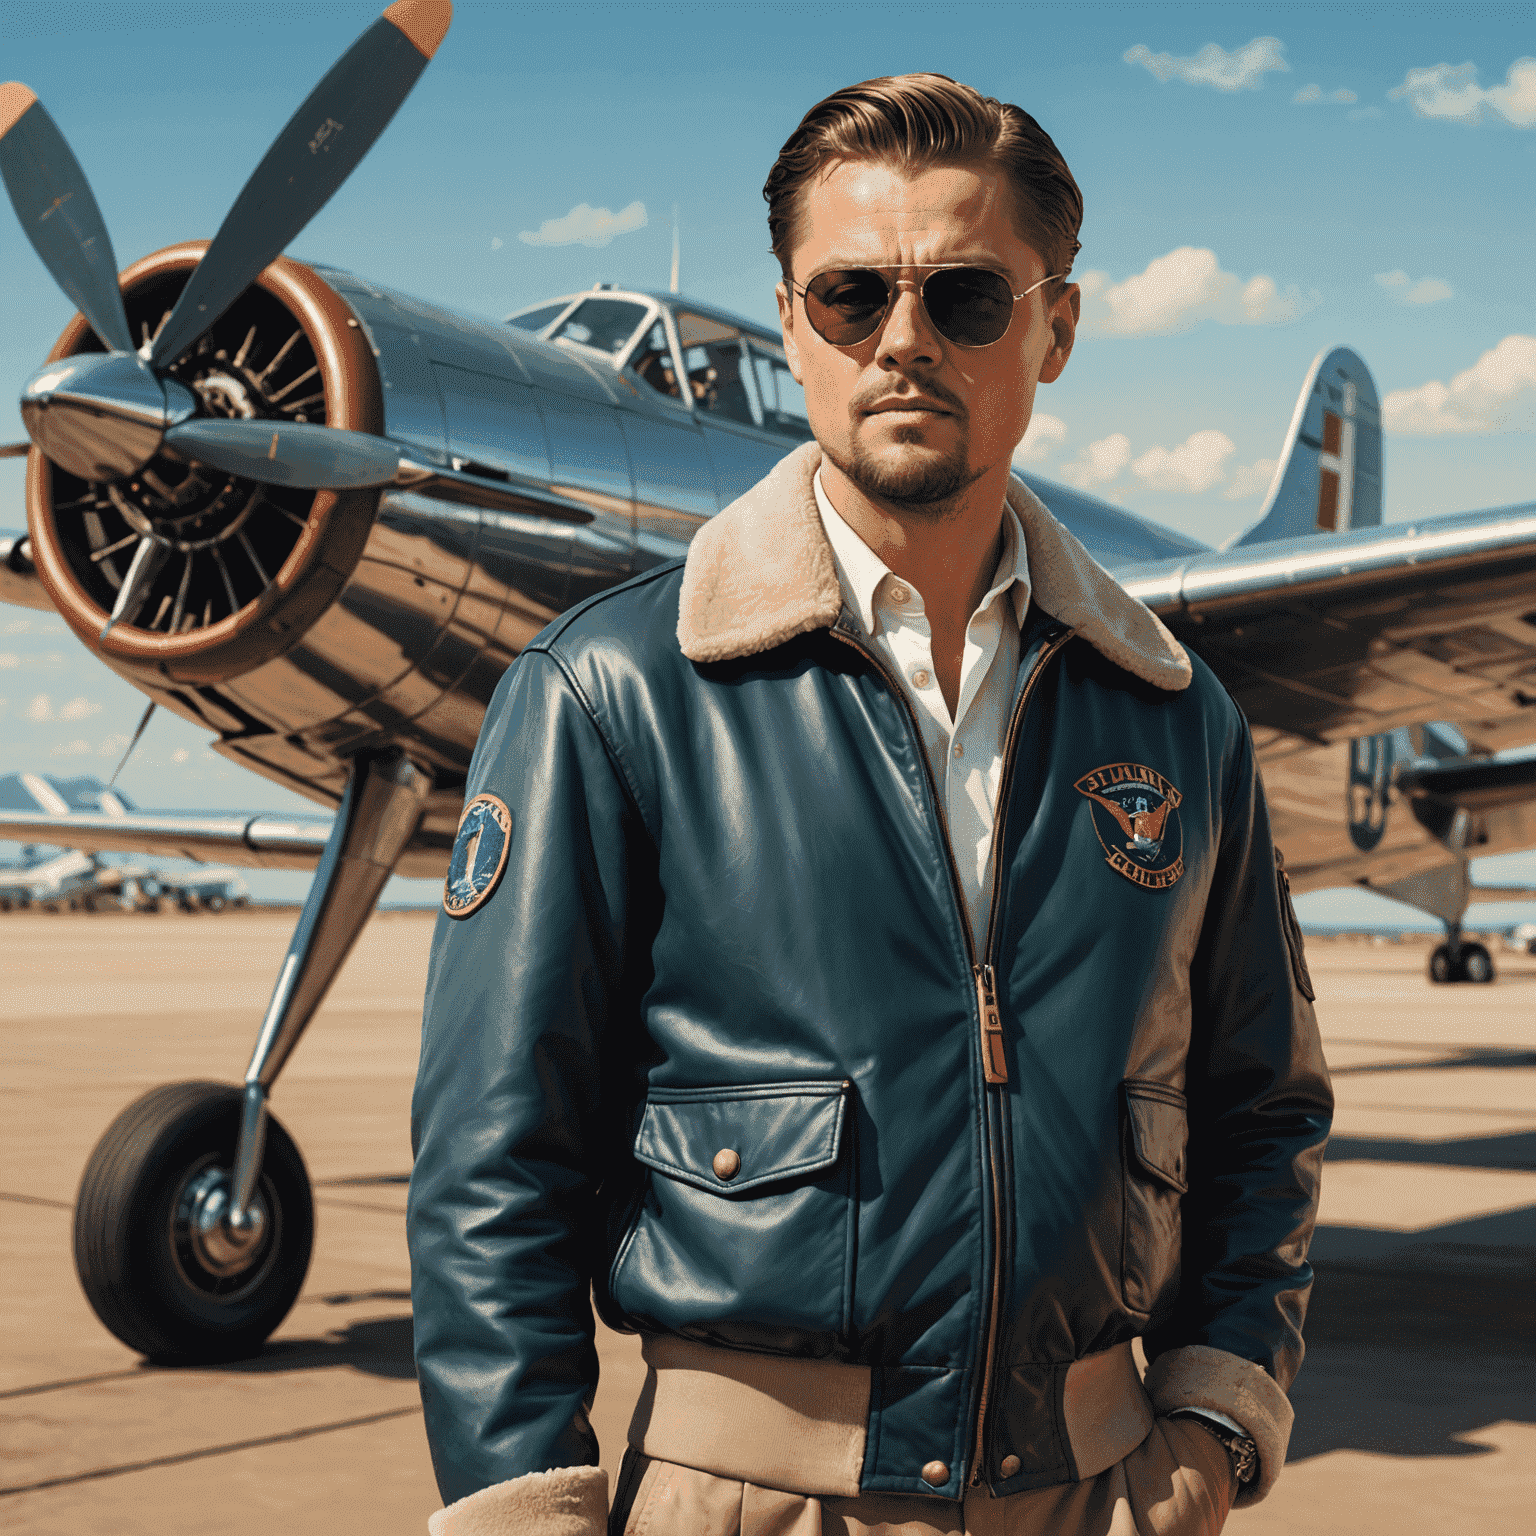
[427, 1466, 608, 1536]
[1144, 1344, 1293, 1506]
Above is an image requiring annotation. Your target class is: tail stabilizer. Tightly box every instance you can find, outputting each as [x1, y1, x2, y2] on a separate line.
[1233, 346, 1382, 547]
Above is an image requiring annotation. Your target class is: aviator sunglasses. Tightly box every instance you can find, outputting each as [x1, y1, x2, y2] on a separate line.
[790, 265, 1065, 349]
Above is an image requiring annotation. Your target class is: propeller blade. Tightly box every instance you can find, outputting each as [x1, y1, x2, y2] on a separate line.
[101, 536, 171, 637]
[0, 442, 31, 458]
[163, 418, 401, 489]
[149, 0, 452, 369]
[0, 83, 133, 353]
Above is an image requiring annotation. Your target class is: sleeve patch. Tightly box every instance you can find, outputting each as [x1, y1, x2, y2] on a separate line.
[443, 794, 513, 919]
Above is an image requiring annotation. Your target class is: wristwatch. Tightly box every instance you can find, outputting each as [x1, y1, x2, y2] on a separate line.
[1166, 1408, 1258, 1488]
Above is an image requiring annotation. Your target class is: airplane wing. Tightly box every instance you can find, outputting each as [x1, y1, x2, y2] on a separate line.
[1123, 499, 1536, 755]
[0, 807, 333, 869]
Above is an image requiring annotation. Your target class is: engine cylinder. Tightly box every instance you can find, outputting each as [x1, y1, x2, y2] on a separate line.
[26, 242, 385, 686]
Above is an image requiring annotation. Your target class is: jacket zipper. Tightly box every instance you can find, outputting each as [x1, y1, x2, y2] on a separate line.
[829, 619, 1072, 1489]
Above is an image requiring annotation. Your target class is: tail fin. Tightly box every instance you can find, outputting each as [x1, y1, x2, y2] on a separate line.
[1233, 346, 1382, 547]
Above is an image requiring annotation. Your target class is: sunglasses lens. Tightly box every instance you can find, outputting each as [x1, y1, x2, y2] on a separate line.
[804, 270, 892, 345]
[924, 268, 1016, 346]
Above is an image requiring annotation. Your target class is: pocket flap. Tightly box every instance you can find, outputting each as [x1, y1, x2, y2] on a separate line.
[634, 1080, 848, 1195]
[1123, 1081, 1189, 1192]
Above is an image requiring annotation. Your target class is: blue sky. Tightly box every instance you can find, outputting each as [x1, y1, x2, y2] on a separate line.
[2, 1, 1533, 919]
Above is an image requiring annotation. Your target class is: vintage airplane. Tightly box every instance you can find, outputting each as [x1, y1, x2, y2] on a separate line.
[2, 0, 1534, 1364]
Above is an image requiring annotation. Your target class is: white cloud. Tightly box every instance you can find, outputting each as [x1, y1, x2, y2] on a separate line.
[96, 733, 129, 757]
[1374, 270, 1454, 305]
[172, 748, 189, 764]
[21, 693, 100, 723]
[1294, 84, 1357, 105]
[1013, 412, 1067, 467]
[1131, 430, 1235, 493]
[50, 739, 91, 757]
[1225, 457, 1279, 500]
[1388, 57, 1536, 127]
[1077, 247, 1319, 337]
[1124, 36, 1289, 93]
[0, 653, 17, 669]
[518, 201, 648, 249]
[2, 618, 67, 635]
[490, 236, 503, 251]
[1060, 433, 1131, 490]
[1382, 335, 1536, 435]
[1349, 107, 1384, 121]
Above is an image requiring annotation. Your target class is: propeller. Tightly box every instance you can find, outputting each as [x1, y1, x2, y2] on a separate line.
[150, 0, 453, 369]
[0, 0, 453, 567]
[163, 418, 402, 490]
[0, 83, 133, 353]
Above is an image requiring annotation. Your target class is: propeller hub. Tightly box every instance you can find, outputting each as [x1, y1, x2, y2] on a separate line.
[20, 351, 196, 484]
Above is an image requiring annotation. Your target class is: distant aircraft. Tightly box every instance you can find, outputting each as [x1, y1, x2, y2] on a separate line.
[1, 0, 1534, 1362]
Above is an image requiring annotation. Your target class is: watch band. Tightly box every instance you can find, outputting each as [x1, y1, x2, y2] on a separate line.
[1165, 1408, 1259, 1487]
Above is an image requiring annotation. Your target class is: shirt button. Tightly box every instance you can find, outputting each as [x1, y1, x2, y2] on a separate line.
[921, 1460, 949, 1487]
[912, 669, 931, 689]
[891, 584, 910, 604]
[1000, 1454, 1022, 1477]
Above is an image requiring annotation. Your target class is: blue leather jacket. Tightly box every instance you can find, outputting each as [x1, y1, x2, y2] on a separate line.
[407, 449, 1331, 1510]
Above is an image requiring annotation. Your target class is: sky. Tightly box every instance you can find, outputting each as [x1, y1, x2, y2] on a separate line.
[1, 0, 1533, 920]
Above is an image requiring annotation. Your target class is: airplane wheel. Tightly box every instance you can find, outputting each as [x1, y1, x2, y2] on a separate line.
[1428, 943, 1455, 983]
[73, 1081, 313, 1362]
[204, 894, 227, 914]
[1461, 943, 1495, 984]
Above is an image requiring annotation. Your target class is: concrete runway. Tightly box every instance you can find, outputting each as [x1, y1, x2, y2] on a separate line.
[2, 911, 1532, 1534]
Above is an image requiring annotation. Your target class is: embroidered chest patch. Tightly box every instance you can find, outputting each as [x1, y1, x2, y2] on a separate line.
[1075, 763, 1184, 890]
[443, 793, 513, 918]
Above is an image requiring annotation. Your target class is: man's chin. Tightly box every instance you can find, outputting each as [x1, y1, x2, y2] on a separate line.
[837, 442, 977, 510]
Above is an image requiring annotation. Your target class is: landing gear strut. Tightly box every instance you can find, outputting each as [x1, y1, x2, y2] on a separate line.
[72, 750, 431, 1360]
[1427, 926, 1495, 985]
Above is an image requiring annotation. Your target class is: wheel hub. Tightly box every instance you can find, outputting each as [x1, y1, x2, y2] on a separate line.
[177, 1164, 269, 1279]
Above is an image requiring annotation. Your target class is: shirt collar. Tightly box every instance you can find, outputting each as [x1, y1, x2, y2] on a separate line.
[812, 466, 1032, 637]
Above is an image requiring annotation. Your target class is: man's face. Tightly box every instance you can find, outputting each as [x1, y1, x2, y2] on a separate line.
[777, 158, 1078, 509]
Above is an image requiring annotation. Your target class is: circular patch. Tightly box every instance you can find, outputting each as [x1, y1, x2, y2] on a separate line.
[1075, 763, 1184, 891]
[443, 793, 513, 918]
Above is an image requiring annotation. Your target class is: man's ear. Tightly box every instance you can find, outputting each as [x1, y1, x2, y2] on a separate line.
[1038, 282, 1079, 385]
[776, 281, 805, 384]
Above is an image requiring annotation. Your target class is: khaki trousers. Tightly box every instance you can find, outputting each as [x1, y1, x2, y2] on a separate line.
[610, 1418, 1234, 1536]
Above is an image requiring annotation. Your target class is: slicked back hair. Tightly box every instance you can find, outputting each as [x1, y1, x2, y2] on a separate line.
[764, 74, 1083, 292]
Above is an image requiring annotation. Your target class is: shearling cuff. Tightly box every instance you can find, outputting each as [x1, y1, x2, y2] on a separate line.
[1144, 1345, 1293, 1506]
[427, 1465, 608, 1536]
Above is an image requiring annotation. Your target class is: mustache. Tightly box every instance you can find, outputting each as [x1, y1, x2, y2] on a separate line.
[850, 376, 968, 418]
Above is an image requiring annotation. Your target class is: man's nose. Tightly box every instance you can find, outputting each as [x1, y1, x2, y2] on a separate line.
[877, 282, 942, 370]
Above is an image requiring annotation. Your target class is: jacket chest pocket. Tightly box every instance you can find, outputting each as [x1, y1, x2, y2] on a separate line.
[1120, 1080, 1188, 1317]
[609, 1080, 854, 1351]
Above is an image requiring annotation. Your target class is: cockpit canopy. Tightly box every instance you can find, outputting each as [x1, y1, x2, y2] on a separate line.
[507, 287, 812, 442]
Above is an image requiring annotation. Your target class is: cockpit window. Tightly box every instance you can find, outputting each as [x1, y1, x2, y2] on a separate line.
[505, 300, 573, 335]
[629, 320, 681, 400]
[674, 311, 756, 427]
[748, 344, 812, 439]
[551, 298, 650, 357]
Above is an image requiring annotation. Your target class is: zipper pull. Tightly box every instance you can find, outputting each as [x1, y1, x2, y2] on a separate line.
[974, 963, 1008, 1084]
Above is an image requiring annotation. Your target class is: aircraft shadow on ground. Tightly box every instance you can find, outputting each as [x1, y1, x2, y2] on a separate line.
[1287, 1259, 1536, 1463]
[1325, 1130, 1536, 1170]
[173, 1315, 418, 1382]
[1327, 1044, 1536, 1076]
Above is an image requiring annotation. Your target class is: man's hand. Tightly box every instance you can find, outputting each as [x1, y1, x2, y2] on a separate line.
[1119, 1416, 1237, 1536]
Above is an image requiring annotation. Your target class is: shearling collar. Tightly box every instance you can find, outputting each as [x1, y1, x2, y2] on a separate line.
[676, 440, 1192, 691]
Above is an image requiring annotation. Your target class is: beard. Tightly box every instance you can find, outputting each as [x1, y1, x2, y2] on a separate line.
[826, 428, 984, 512]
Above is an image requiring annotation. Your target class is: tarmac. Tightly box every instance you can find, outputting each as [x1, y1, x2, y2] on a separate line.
[1, 910, 1532, 1534]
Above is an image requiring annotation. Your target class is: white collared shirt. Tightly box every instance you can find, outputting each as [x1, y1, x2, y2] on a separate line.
[813, 468, 1031, 953]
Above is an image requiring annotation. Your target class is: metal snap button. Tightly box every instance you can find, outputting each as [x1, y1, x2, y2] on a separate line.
[891, 584, 910, 604]
[913, 669, 931, 689]
[921, 1460, 949, 1487]
[712, 1148, 741, 1180]
[1000, 1454, 1022, 1477]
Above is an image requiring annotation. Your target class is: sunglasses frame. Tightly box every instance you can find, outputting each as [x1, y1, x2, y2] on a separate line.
[788, 263, 1066, 350]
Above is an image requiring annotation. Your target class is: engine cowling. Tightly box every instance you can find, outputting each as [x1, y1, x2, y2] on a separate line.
[26, 242, 384, 687]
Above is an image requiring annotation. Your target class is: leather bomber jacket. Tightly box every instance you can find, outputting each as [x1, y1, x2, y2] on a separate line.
[407, 453, 1333, 1511]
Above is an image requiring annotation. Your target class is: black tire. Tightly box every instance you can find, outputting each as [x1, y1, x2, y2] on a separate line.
[1461, 943, 1495, 984]
[1428, 943, 1454, 984]
[73, 1081, 313, 1362]
[203, 894, 227, 914]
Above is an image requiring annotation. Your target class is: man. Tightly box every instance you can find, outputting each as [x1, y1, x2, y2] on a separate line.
[408, 74, 1331, 1536]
